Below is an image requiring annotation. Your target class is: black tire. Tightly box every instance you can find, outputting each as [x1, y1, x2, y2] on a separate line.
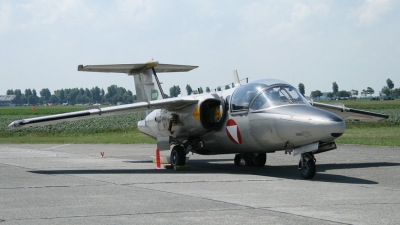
[243, 153, 267, 167]
[299, 158, 316, 179]
[170, 145, 186, 166]
[234, 154, 241, 166]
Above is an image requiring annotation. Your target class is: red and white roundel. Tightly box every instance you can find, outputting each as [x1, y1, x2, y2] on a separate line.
[226, 119, 242, 144]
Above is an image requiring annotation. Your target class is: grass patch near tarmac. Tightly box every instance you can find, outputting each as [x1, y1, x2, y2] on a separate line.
[336, 126, 400, 146]
[317, 99, 400, 146]
[0, 106, 155, 144]
[0, 129, 155, 144]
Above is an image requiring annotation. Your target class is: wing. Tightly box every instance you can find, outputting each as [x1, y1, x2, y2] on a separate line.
[8, 97, 198, 130]
[310, 101, 389, 122]
[77, 62, 198, 75]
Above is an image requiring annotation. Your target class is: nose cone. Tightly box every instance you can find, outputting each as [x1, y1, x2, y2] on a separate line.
[265, 105, 345, 142]
[325, 116, 345, 138]
[307, 107, 345, 140]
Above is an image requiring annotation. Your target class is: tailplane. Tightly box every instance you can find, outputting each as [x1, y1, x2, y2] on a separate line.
[78, 60, 198, 118]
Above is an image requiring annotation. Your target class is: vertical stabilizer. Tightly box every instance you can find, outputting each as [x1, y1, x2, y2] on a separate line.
[133, 67, 164, 103]
[133, 63, 165, 119]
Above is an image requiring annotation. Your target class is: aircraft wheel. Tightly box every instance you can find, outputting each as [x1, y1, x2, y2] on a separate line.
[170, 145, 186, 166]
[234, 154, 241, 166]
[299, 158, 316, 179]
[244, 153, 266, 167]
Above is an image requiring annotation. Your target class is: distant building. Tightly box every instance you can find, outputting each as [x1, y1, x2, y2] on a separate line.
[0, 95, 17, 106]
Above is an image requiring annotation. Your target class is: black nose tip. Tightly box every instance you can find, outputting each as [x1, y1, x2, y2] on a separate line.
[331, 133, 343, 138]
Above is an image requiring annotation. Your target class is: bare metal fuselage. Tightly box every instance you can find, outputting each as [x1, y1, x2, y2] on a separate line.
[138, 87, 345, 155]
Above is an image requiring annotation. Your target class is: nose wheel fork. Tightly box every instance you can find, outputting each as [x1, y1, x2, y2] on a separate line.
[298, 153, 316, 179]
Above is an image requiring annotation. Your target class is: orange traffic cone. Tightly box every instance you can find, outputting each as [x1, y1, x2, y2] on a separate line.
[156, 149, 161, 169]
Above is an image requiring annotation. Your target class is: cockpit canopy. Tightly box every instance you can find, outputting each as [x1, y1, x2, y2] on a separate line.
[231, 79, 308, 112]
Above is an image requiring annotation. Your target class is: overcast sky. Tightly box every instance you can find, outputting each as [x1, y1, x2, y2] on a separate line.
[1, 0, 399, 97]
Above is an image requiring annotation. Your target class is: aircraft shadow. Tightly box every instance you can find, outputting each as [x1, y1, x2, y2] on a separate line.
[29, 161, 400, 185]
[123, 159, 232, 164]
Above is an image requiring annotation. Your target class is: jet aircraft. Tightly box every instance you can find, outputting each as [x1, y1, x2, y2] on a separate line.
[8, 61, 389, 179]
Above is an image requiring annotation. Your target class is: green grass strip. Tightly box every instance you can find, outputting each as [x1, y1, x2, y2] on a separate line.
[0, 129, 156, 144]
[336, 126, 400, 146]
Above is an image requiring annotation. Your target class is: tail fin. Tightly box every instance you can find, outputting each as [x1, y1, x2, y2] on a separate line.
[133, 65, 164, 102]
[78, 60, 198, 119]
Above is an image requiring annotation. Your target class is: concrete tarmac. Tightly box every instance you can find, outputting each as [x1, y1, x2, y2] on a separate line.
[0, 144, 399, 224]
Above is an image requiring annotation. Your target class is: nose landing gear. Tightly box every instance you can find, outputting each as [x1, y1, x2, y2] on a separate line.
[298, 153, 316, 179]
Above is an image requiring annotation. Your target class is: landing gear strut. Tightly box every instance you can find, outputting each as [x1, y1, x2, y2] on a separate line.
[234, 153, 266, 167]
[234, 154, 241, 166]
[298, 153, 316, 179]
[170, 145, 186, 166]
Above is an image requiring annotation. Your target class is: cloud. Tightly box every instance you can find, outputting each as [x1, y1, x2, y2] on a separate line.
[115, 0, 156, 25]
[0, 2, 12, 33]
[1, 0, 97, 30]
[290, 3, 311, 22]
[0, 0, 156, 32]
[239, 1, 329, 40]
[358, 0, 393, 26]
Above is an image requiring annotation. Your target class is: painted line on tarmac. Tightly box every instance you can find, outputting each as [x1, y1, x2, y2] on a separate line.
[41, 144, 71, 151]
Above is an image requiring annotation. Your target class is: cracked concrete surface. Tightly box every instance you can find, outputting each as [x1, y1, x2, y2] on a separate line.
[0, 144, 399, 224]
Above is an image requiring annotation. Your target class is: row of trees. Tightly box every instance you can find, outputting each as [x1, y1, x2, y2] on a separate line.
[309, 78, 399, 99]
[172, 85, 213, 97]
[6, 85, 136, 105]
[7, 83, 240, 106]
[6, 78, 398, 105]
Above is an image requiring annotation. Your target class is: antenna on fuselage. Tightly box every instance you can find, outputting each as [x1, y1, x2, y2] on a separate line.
[233, 70, 241, 87]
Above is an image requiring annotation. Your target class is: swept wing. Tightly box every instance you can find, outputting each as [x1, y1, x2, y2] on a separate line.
[8, 98, 198, 130]
[310, 101, 389, 122]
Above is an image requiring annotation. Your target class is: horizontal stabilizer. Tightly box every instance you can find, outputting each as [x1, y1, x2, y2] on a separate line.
[311, 101, 389, 122]
[8, 98, 198, 130]
[78, 61, 198, 75]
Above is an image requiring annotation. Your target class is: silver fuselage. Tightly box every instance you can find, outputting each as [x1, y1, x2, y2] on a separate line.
[138, 81, 345, 154]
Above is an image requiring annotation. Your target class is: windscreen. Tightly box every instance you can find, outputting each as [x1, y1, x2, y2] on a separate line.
[231, 83, 268, 111]
[251, 85, 308, 110]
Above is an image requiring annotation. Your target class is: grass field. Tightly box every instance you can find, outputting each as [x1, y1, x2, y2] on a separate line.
[0, 130, 155, 144]
[0, 106, 155, 144]
[0, 100, 399, 146]
[316, 99, 400, 146]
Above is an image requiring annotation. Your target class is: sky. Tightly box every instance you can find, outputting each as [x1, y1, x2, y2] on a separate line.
[1, 0, 399, 97]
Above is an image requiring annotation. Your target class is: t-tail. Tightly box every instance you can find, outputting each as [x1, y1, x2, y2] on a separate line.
[78, 60, 198, 119]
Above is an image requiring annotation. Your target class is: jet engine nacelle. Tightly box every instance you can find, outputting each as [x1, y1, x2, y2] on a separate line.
[138, 94, 226, 140]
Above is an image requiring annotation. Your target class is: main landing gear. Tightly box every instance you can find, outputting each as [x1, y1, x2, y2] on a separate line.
[234, 153, 267, 167]
[170, 145, 186, 166]
[298, 153, 316, 179]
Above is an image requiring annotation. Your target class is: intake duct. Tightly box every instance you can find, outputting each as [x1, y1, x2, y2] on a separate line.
[200, 99, 223, 130]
